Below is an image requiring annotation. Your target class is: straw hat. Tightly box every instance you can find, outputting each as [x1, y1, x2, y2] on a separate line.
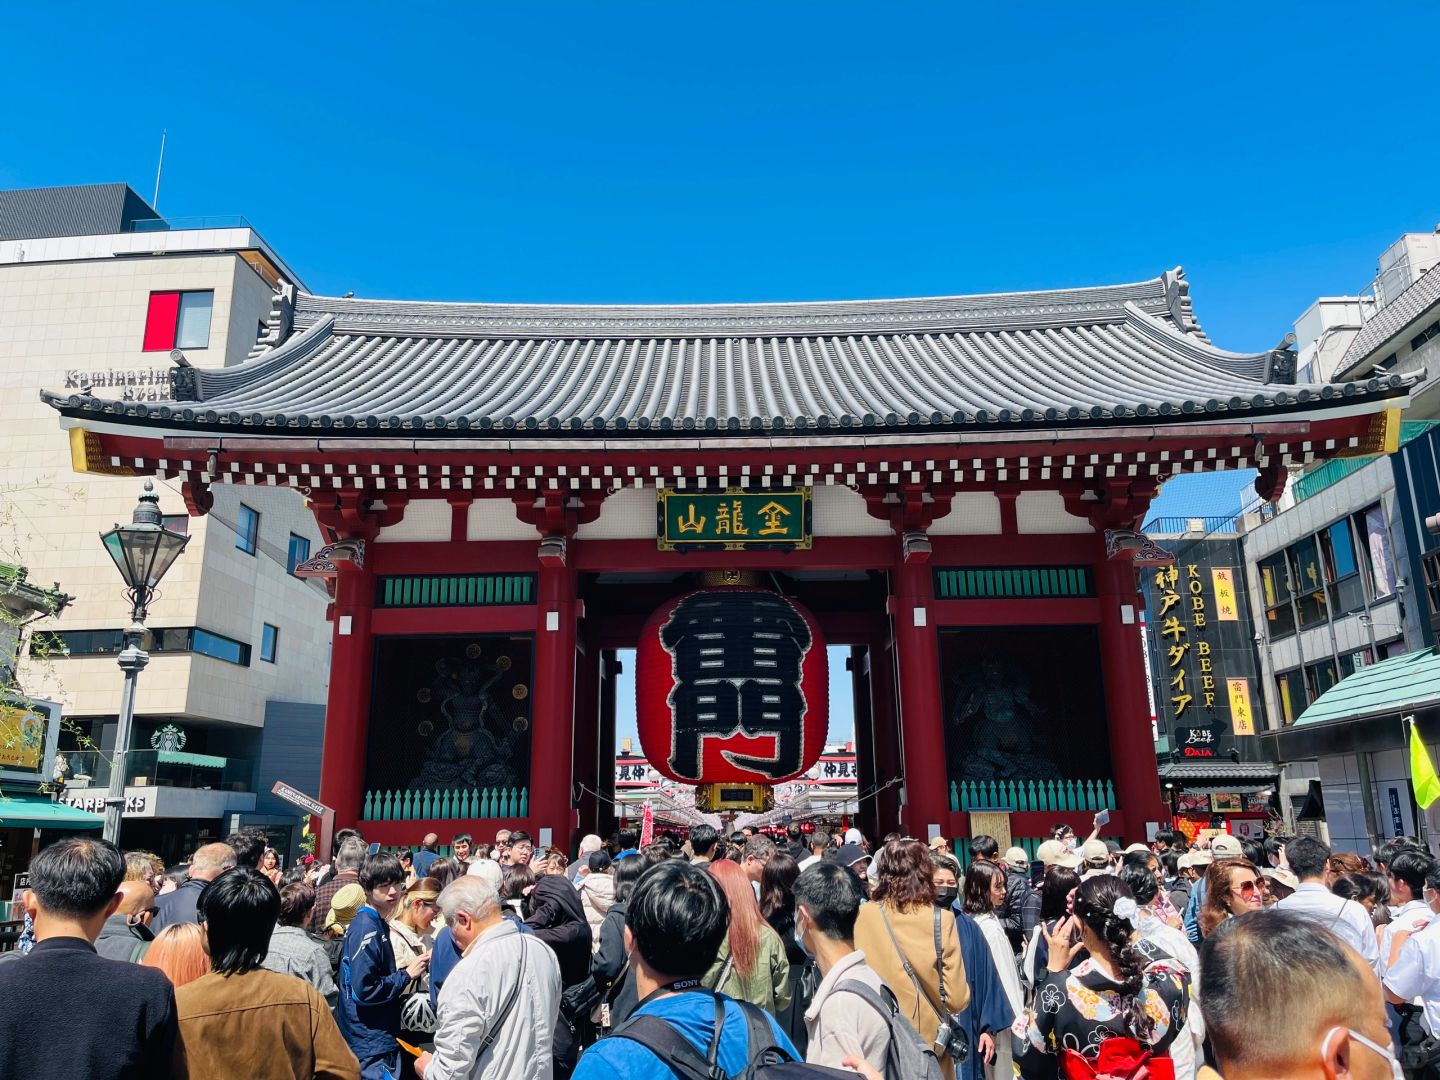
[324, 883, 365, 932]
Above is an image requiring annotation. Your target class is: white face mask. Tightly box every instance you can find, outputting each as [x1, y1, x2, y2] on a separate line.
[1325, 1026, 1404, 1080]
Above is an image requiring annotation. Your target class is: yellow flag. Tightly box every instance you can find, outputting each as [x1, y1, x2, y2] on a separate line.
[1410, 720, 1440, 809]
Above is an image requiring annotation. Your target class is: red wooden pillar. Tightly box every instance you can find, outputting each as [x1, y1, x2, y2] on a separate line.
[890, 552, 949, 840]
[319, 563, 375, 832]
[1095, 556, 1169, 840]
[531, 555, 579, 850]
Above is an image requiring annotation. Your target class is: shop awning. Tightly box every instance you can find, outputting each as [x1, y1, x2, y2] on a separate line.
[1157, 761, 1279, 794]
[157, 750, 227, 769]
[1294, 647, 1440, 728]
[0, 791, 103, 829]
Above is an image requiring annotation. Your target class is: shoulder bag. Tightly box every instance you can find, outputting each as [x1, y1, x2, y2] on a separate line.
[876, 906, 968, 1063]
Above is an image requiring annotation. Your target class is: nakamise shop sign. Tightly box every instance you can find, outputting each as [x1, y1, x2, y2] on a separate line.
[0, 696, 61, 785]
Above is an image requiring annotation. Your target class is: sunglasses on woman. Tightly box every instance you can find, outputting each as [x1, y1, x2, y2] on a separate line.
[1233, 878, 1266, 898]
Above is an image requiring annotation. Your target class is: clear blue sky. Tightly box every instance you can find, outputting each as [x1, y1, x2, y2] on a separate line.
[5, 4, 1437, 749]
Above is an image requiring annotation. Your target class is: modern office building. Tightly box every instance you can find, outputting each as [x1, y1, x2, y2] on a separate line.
[0, 184, 328, 862]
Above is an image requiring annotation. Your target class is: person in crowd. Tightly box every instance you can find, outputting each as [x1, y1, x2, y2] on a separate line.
[311, 835, 368, 932]
[1001, 847, 1042, 949]
[1166, 851, 1197, 913]
[935, 856, 1013, 1080]
[338, 852, 431, 1080]
[389, 876, 440, 1036]
[452, 832, 473, 866]
[963, 861, 1024, 1080]
[316, 828, 364, 888]
[689, 823, 720, 865]
[413, 833, 442, 878]
[493, 828, 512, 860]
[1121, 849, 1181, 927]
[0, 837, 181, 1080]
[399, 851, 416, 884]
[761, 849, 812, 1054]
[1183, 835, 1242, 944]
[430, 856, 467, 891]
[160, 863, 188, 896]
[702, 858, 792, 1014]
[505, 830, 535, 868]
[1078, 839, 1112, 880]
[590, 849, 648, 1030]
[1021, 864, 1083, 993]
[1384, 861, 1440, 1039]
[225, 828, 269, 871]
[326, 882, 367, 938]
[502, 862, 537, 919]
[784, 823, 809, 862]
[855, 839, 967, 1078]
[124, 850, 166, 897]
[174, 866, 358, 1079]
[1034, 838, 1083, 874]
[1020, 875, 1189, 1080]
[1117, 862, 1198, 975]
[261, 881, 339, 1006]
[524, 854, 594, 1073]
[1198, 857, 1267, 938]
[800, 830, 830, 872]
[742, 833, 777, 899]
[970, 836, 1026, 951]
[413, 876, 561, 1080]
[1327, 851, 1371, 885]
[835, 841, 873, 893]
[792, 861, 892, 1072]
[95, 877, 157, 962]
[259, 847, 283, 886]
[143, 922, 210, 988]
[579, 849, 615, 949]
[1276, 836, 1382, 972]
[1203, 909, 1398, 1080]
[570, 834, 604, 883]
[572, 860, 799, 1078]
[152, 841, 237, 932]
[1382, 849, 1435, 968]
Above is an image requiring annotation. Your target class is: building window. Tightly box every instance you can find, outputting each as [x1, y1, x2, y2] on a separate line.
[1340, 648, 1373, 677]
[30, 626, 247, 665]
[1359, 504, 1396, 598]
[192, 629, 250, 666]
[1425, 549, 1440, 617]
[260, 623, 278, 663]
[161, 514, 189, 536]
[236, 504, 259, 555]
[1304, 658, 1340, 702]
[1411, 320, 1440, 352]
[1276, 668, 1307, 725]
[287, 534, 311, 575]
[1320, 518, 1366, 614]
[1259, 552, 1296, 637]
[1289, 536, 1330, 627]
[142, 291, 214, 351]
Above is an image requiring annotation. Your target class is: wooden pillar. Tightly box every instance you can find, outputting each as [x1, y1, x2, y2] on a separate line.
[869, 640, 904, 835]
[1096, 556, 1170, 840]
[890, 551, 948, 839]
[318, 563, 375, 832]
[532, 554, 579, 850]
[572, 627, 602, 842]
[598, 650, 619, 839]
[849, 646, 879, 841]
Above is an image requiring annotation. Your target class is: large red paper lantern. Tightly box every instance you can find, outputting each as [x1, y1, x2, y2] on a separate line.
[635, 586, 828, 786]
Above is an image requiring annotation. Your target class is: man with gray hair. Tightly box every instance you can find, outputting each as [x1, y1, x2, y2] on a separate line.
[416, 876, 561, 1080]
[743, 834, 776, 900]
[310, 835, 369, 933]
[152, 841, 236, 933]
[569, 834, 604, 885]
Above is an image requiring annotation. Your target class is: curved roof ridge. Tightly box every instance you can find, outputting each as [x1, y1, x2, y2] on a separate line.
[187, 314, 335, 402]
[1121, 302, 1271, 379]
[289, 274, 1181, 340]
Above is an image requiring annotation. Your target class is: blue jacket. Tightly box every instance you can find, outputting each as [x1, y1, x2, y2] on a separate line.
[573, 991, 799, 1079]
[412, 848, 440, 878]
[952, 907, 1016, 1080]
[337, 905, 409, 1057]
[1183, 877, 1207, 944]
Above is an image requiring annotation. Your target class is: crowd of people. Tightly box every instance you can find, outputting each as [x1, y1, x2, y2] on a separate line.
[1, 817, 1436, 1080]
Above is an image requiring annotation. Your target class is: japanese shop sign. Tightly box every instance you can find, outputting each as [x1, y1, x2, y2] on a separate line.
[657, 489, 811, 551]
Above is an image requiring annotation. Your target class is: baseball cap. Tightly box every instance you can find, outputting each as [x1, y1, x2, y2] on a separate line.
[836, 843, 871, 868]
[1124, 843, 1151, 855]
[1002, 847, 1030, 872]
[1036, 839, 1083, 869]
[1210, 835, 1244, 858]
[929, 835, 949, 851]
[1081, 839, 1110, 865]
[844, 828, 864, 846]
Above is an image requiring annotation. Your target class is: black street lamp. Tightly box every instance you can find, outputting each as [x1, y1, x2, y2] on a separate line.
[97, 481, 189, 843]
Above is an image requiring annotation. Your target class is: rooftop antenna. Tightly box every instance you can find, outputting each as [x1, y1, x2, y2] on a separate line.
[152, 129, 167, 210]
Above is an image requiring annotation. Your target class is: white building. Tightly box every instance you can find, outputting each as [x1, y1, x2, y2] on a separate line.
[0, 184, 328, 862]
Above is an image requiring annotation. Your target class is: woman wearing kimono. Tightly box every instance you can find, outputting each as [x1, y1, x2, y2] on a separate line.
[934, 855, 1015, 1080]
[963, 860, 1026, 1080]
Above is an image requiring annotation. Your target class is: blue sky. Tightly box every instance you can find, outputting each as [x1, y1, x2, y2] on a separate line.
[5, 4, 1437, 749]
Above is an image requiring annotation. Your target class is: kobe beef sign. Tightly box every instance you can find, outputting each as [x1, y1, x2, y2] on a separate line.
[657, 488, 811, 551]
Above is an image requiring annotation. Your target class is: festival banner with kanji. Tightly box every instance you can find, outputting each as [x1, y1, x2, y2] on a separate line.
[657, 488, 811, 550]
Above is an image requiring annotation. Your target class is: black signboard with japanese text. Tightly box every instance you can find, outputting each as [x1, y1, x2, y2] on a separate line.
[1141, 536, 1265, 764]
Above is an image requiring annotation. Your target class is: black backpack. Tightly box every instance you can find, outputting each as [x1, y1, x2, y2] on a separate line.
[609, 990, 855, 1079]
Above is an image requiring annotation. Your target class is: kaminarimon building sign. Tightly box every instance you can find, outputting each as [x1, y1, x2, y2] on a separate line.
[43, 269, 1412, 849]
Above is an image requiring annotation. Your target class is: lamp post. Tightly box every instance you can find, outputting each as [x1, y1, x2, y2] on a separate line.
[97, 481, 189, 844]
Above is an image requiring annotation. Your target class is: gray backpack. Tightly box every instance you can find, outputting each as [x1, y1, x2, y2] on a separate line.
[836, 979, 945, 1080]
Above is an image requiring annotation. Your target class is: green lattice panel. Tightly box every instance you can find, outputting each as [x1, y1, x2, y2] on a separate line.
[934, 566, 1093, 599]
[377, 573, 536, 608]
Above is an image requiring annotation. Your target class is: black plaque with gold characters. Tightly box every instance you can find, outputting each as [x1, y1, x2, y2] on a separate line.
[365, 635, 533, 793]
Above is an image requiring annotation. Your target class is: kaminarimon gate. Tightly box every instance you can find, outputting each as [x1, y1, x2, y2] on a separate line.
[45, 270, 1410, 851]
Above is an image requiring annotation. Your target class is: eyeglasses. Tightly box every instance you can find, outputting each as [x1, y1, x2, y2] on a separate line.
[1234, 878, 1266, 897]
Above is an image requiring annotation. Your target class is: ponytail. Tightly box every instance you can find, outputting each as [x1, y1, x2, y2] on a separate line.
[1074, 875, 1156, 1041]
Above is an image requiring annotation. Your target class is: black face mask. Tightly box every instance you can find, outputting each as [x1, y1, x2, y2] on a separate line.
[935, 887, 959, 908]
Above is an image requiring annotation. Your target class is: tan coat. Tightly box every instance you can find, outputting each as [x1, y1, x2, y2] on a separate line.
[854, 901, 968, 1078]
[175, 968, 359, 1080]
